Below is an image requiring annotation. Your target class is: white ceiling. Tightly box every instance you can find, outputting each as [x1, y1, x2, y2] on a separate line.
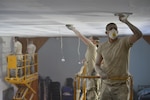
[0, 0, 150, 37]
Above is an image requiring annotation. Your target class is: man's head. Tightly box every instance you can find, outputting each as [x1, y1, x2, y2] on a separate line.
[89, 36, 99, 47]
[105, 23, 118, 40]
[14, 37, 19, 42]
[29, 39, 33, 44]
[106, 23, 118, 32]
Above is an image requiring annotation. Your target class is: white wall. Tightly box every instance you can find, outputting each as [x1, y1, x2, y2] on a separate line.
[38, 37, 86, 86]
[38, 37, 150, 92]
[0, 37, 12, 100]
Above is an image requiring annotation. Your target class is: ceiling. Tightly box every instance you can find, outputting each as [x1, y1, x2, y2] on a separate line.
[0, 0, 150, 37]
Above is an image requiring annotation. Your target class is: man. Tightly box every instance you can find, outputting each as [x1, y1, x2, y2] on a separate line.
[27, 39, 36, 74]
[66, 24, 100, 100]
[95, 14, 142, 100]
[14, 37, 23, 66]
[10, 37, 23, 77]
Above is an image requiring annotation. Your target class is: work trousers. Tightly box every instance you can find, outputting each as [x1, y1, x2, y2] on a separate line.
[99, 81, 129, 100]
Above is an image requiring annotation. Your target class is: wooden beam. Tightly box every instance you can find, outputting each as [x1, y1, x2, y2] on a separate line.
[143, 36, 150, 45]
[18, 37, 49, 53]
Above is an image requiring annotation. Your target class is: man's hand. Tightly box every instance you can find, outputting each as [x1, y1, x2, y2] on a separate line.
[66, 24, 75, 30]
[95, 66, 108, 79]
[99, 71, 108, 79]
[118, 14, 128, 23]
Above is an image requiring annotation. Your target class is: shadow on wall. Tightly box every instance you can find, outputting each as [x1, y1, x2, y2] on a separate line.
[3, 87, 14, 100]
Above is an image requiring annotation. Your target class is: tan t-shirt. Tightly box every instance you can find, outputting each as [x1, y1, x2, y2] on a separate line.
[97, 37, 132, 83]
[84, 41, 98, 89]
[85, 41, 97, 76]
